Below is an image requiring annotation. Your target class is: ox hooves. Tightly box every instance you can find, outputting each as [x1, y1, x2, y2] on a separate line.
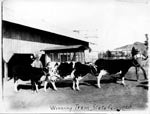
[121, 83, 126, 87]
[97, 85, 101, 88]
[97, 86, 101, 89]
[15, 90, 19, 92]
[44, 88, 58, 91]
[76, 88, 80, 91]
[72, 88, 80, 91]
[14, 87, 19, 92]
[31, 90, 38, 94]
[53, 88, 58, 91]
[72, 88, 76, 91]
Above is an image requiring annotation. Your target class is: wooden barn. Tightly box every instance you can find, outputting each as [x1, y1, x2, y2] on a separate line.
[2, 19, 90, 79]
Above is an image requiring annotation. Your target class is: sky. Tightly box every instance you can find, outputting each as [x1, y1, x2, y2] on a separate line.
[3, 0, 150, 51]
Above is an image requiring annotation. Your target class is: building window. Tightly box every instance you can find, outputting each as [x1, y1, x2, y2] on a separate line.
[46, 51, 85, 63]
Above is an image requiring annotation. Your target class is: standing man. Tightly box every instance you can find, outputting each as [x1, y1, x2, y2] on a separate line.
[31, 53, 44, 87]
[131, 46, 148, 81]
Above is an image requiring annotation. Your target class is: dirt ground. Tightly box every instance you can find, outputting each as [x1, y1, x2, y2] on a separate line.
[1, 66, 149, 113]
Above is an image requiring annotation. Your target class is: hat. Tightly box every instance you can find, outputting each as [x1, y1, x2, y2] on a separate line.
[33, 52, 42, 59]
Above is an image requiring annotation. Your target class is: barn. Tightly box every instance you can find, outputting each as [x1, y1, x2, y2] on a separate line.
[2, 19, 90, 80]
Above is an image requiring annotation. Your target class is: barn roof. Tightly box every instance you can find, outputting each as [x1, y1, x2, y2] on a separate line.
[3, 7, 91, 44]
[42, 45, 89, 52]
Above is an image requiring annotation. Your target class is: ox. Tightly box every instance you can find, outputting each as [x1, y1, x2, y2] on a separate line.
[72, 62, 97, 90]
[44, 62, 75, 91]
[95, 58, 141, 88]
[13, 64, 48, 92]
[44, 62, 97, 91]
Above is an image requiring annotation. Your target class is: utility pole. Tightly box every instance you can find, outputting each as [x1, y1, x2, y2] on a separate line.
[0, 1, 5, 112]
[145, 34, 148, 50]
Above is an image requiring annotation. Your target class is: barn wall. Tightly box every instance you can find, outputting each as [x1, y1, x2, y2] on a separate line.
[3, 38, 64, 62]
[2, 21, 89, 62]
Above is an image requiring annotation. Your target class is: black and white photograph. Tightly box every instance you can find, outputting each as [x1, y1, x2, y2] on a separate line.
[0, 0, 149, 113]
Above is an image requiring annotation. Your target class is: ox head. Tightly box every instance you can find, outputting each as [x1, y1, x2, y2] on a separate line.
[88, 63, 98, 76]
[42, 67, 49, 75]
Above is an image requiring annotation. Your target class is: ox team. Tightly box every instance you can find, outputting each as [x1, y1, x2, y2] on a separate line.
[12, 52, 148, 92]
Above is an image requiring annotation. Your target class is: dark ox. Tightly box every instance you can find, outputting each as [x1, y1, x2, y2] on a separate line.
[13, 64, 48, 92]
[95, 58, 140, 88]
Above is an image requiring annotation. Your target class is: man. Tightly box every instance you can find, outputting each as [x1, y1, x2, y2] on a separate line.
[31, 53, 46, 88]
[31, 55, 43, 68]
[133, 50, 148, 81]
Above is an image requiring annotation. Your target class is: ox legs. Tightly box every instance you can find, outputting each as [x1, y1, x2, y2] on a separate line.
[44, 81, 57, 92]
[121, 77, 125, 86]
[120, 70, 128, 86]
[44, 81, 48, 92]
[72, 80, 76, 90]
[97, 70, 107, 88]
[76, 77, 82, 91]
[51, 81, 57, 91]
[14, 80, 18, 92]
[31, 81, 39, 92]
[35, 82, 39, 92]
[72, 77, 82, 91]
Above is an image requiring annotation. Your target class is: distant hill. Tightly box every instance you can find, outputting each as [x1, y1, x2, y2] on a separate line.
[114, 42, 147, 53]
